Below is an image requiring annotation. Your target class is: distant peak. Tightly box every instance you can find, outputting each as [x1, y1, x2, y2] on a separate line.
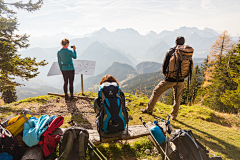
[203, 27, 214, 31]
[115, 28, 139, 34]
[147, 31, 157, 35]
[178, 26, 198, 30]
[98, 27, 109, 33]
[90, 41, 102, 46]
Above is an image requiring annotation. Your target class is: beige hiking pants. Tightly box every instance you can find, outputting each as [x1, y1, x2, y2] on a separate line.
[146, 80, 184, 118]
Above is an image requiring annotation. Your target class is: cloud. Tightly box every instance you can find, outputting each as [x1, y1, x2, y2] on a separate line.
[12, 0, 240, 37]
[201, 0, 212, 10]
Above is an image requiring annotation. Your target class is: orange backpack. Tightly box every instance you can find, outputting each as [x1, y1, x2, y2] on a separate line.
[167, 45, 194, 80]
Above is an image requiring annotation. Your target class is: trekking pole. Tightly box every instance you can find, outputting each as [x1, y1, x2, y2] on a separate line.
[88, 140, 107, 160]
[164, 115, 170, 160]
[88, 143, 103, 160]
[139, 117, 170, 160]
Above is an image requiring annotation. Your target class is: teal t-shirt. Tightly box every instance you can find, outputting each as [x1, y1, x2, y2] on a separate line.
[57, 48, 77, 71]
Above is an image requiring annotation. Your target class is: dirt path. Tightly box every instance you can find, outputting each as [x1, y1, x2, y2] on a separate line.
[1, 97, 97, 129]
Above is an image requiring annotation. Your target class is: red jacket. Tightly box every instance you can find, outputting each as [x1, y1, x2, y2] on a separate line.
[38, 116, 64, 157]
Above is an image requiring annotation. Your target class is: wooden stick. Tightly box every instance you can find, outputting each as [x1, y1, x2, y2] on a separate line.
[48, 92, 95, 101]
[81, 74, 84, 95]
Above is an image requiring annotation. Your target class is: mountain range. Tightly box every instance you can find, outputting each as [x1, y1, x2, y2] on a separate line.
[75, 62, 138, 92]
[135, 62, 162, 74]
[15, 26, 219, 100]
[79, 42, 134, 75]
[19, 27, 220, 80]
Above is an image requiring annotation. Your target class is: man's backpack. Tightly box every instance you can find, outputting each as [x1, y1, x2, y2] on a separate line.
[0, 126, 21, 160]
[96, 82, 129, 139]
[39, 116, 64, 157]
[169, 129, 222, 160]
[58, 127, 89, 160]
[167, 45, 194, 81]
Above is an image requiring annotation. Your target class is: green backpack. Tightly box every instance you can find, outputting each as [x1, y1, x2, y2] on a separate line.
[59, 127, 89, 160]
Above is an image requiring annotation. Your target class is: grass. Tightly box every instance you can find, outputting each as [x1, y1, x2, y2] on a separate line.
[17, 95, 56, 104]
[122, 93, 240, 160]
[93, 137, 160, 160]
[2, 93, 240, 160]
[62, 92, 240, 160]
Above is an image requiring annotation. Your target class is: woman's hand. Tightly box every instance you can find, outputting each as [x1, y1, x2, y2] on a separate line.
[73, 45, 76, 50]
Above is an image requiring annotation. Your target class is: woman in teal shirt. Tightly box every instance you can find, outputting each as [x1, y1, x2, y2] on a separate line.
[57, 38, 77, 101]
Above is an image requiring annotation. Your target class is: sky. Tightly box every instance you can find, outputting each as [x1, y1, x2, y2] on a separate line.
[9, 0, 240, 37]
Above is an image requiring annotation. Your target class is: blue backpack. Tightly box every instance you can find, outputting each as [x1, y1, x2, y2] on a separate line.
[96, 82, 129, 139]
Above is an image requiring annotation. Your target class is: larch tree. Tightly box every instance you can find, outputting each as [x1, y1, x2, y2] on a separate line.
[0, 0, 47, 103]
[209, 31, 234, 61]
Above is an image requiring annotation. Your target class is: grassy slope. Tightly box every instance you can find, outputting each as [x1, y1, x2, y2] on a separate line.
[124, 93, 240, 160]
[1, 93, 239, 160]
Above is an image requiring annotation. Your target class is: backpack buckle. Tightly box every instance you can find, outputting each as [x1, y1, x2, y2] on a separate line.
[10, 144, 14, 150]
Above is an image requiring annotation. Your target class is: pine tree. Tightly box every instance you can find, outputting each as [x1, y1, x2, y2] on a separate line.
[220, 40, 240, 113]
[202, 32, 238, 113]
[0, 0, 47, 103]
[178, 65, 203, 106]
[1, 85, 17, 103]
[189, 65, 203, 105]
[203, 31, 235, 87]
[166, 88, 173, 105]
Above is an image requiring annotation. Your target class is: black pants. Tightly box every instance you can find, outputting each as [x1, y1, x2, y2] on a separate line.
[62, 70, 75, 95]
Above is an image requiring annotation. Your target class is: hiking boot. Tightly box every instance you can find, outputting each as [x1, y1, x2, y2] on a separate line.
[69, 94, 75, 101]
[65, 94, 69, 101]
[171, 116, 177, 121]
[140, 109, 152, 115]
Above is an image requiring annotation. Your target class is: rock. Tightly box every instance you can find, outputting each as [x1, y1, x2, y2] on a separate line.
[152, 147, 158, 155]
[129, 115, 133, 120]
[56, 97, 60, 103]
[144, 149, 151, 155]
[126, 98, 131, 102]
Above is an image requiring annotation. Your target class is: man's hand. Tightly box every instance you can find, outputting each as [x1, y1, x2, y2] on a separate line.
[73, 45, 76, 50]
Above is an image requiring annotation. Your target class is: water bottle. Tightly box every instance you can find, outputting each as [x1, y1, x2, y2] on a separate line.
[150, 121, 166, 144]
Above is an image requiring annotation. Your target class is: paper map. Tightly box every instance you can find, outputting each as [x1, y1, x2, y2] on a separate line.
[47, 60, 96, 76]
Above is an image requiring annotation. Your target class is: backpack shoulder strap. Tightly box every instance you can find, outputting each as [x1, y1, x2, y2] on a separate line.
[187, 130, 209, 153]
[101, 92, 105, 108]
[99, 92, 105, 128]
[59, 130, 75, 160]
[116, 93, 128, 125]
[78, 131, 88, 160]
[182, 130, 204, 160]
